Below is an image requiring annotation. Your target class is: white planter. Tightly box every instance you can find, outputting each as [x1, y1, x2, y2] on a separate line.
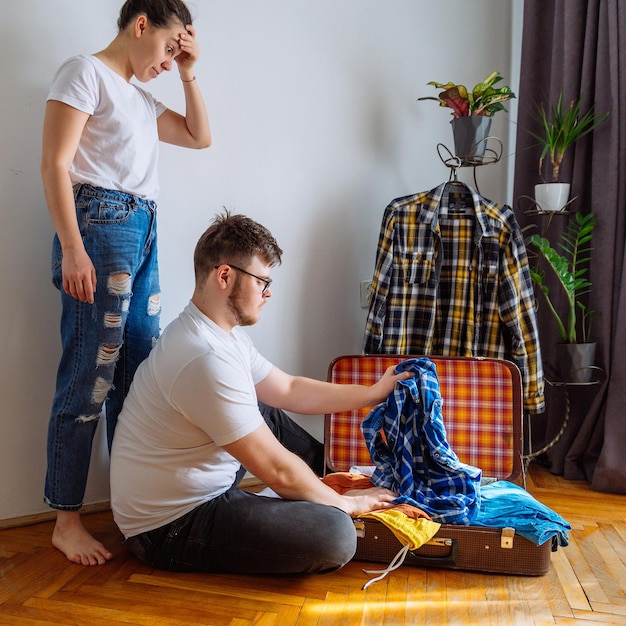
[534, 183, 571, 212]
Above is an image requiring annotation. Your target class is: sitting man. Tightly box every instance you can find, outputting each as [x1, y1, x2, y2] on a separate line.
[110, 210, 409, 575]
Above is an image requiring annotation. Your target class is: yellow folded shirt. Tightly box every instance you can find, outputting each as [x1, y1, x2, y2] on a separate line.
[361, 509, 440, 550]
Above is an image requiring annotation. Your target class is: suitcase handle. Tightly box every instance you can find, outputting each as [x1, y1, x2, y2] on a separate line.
[406, 538, 459, 567]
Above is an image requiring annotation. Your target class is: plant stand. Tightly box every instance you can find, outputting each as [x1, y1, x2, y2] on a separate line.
[523, 369, 604, 471]
[436, 140, 502, 193]
[517, 197, 576, 239]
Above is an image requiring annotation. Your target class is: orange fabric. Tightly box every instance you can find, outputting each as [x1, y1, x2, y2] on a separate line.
[322, 472, 374, 493]
[321, 472, 431, 520]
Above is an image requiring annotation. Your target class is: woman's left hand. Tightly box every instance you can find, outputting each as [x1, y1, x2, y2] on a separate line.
[176, 24, 200, 75]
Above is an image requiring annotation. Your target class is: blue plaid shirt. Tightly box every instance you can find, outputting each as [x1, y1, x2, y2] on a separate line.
[361, 358, 482, 524]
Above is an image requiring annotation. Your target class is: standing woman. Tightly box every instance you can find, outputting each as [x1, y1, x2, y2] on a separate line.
[41, 0, 211, 566]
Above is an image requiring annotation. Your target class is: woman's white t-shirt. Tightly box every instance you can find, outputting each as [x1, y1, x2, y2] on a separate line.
[47, 54, 167, 200]
[110, 302, 273, 537]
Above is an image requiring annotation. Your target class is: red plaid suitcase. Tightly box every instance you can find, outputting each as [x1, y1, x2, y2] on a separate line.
[324, 355, 553, 576]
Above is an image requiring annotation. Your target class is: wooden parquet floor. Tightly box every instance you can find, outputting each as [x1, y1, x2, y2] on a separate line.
[1, 463, 626, 625]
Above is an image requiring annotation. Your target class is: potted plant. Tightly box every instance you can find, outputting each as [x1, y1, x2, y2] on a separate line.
[418, 71, 516, 160]
[527, 210, 597, 382]
[527, 91, 610, 211]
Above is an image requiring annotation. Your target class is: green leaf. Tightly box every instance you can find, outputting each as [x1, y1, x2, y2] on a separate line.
[418, 71, 515, 118]
[527, 211, 596, 343]
[527, 92, 610, 182]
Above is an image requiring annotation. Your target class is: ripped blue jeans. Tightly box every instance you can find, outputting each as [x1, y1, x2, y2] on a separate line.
[44, 184, 161, 511]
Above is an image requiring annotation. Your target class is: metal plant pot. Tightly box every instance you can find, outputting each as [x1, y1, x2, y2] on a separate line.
[451, 116, 492, 160]
[556, 342, 597, 383]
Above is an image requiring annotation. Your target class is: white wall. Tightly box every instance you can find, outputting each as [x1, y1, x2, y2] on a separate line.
[0, 0, 522, 521]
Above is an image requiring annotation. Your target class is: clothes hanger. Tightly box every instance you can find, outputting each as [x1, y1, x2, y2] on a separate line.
[434, 145, 475, 216]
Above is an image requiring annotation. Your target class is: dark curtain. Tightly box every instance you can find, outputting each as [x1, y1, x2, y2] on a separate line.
[513, 0, 626, 492]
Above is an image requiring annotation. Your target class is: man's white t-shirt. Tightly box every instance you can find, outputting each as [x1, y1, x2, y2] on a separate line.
[110, 302, 273, 538]
[47, 54, 167, 200]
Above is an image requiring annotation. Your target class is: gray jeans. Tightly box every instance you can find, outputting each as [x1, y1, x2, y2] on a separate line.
[124, 404, 356, 574]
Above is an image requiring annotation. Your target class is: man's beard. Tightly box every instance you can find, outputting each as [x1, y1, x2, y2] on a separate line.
[226, 283, 258, 327]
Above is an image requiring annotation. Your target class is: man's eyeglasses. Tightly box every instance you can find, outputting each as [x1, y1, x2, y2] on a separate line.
[215, 264, 272, 294]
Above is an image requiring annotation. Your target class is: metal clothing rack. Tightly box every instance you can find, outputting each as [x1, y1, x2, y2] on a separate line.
[436, 137, 503, 194]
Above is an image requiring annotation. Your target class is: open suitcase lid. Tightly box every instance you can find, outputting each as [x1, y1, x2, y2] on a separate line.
[324, 355, 524, 484]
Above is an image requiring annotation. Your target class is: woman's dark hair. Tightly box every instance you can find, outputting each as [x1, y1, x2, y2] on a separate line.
[117, 0, 193, 31]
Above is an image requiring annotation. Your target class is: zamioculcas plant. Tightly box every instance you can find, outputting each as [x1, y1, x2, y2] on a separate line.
[528, 211, 597, 343]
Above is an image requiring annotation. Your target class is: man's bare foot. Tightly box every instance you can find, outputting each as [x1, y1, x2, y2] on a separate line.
[52, 510, 114, 565]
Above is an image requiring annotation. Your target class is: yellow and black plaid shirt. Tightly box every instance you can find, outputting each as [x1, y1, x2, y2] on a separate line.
[363, 183, 545, 414]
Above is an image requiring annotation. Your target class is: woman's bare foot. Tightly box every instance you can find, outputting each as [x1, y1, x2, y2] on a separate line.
[52, 510, 114, 565]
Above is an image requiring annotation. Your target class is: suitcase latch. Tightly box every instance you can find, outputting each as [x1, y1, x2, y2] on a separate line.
[354, 520, 366, 538]
[501, 527, 515, 549]
[426, 537, 453, 547]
